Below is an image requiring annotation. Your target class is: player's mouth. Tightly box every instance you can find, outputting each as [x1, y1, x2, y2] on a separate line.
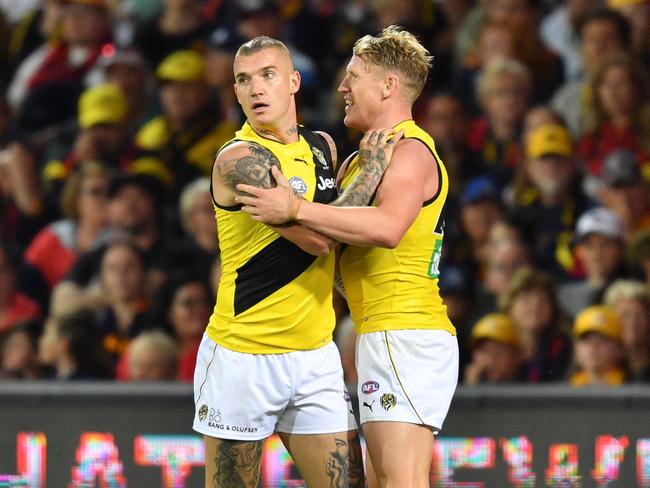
[344, 98, 354, 112]
[251, 102, 269, 113]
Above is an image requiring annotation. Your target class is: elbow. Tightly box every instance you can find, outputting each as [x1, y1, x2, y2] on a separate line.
[371, 228, 402, 249]
[307, 236, 336, 256]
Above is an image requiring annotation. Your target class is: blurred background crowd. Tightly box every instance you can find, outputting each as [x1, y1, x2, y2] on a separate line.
[0, 0, 649, 389]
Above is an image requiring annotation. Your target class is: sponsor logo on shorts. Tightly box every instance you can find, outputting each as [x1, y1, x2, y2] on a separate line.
[361, 381, 380, 394]
[198, 404, 208, 422]
[205, 407, 258, 433]
[344, 392, 351, 402]
[380, 393, 397, 411]
[362, 401, 375, 412]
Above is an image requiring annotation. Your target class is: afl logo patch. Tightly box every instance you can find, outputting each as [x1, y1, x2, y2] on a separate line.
[361, 381, 380, 394]
[288, 176, 308, 195]
[311, 146, 329, 170]
[198, 404, 208, 422]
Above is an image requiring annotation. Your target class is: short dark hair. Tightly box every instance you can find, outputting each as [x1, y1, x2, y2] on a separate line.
[576, 8, 630, 48]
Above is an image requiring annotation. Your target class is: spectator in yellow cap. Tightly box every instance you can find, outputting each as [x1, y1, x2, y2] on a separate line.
[569, 305, 628, 386]
[607, 0, 650, 60]
[40, 84, 128, 197]
[510, 122, 593, 280]
[464, 313, 523, 384]
[128, 50, 237, 201]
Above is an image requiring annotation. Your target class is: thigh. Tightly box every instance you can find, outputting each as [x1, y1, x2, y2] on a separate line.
[356, 330, 458, 432]
[362, 422, 433, 488]
[193, 334, 291, 440]
[278, 430, 364, 488]
[278, 342, 357, 435]
[204, 435, 263, 488]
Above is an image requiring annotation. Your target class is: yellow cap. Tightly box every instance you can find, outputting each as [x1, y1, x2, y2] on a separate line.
[573, 305, 622, 341]
[608, 0, 647, 9]
[156, 50, 205, 83]
[470, 314, 520, 348]
[78, 84, 127, 129]
[526, 124, 572, 159]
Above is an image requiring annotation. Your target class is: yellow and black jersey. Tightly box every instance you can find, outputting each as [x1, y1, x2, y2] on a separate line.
[206, 122, 338, 354]
[339, 120, 456, 336]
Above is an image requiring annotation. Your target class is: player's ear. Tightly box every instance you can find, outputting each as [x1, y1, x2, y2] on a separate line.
[382, 74, 398, 99]
[290, 70, 301, 95]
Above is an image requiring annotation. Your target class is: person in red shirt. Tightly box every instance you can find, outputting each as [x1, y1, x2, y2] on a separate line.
[577, 51, 650, 177]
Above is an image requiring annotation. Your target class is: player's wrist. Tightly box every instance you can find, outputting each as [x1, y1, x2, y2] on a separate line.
[289, 193, 302, 221]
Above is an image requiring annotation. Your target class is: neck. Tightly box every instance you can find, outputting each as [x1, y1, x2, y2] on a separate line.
[609, 114, 631, 130]
[490, 117, 517, 141]
[365, 105, 412, 131]
[251, 121, 299, 144]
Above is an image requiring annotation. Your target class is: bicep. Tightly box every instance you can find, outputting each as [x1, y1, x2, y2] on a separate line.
[374, 144, 433, 231]
[212, 142, 281, 206]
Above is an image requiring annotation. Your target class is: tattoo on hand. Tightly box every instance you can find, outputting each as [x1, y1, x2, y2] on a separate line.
[213, 440, 262, 488]
[220, 143, 280, 194]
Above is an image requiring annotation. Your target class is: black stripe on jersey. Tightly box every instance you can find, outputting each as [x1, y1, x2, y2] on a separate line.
[299, 127, 338, 204]
[234, 237, 317, 315]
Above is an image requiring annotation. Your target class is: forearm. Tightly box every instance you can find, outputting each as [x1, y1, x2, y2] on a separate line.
[270, 221, 336, 256]
[331, 167, 383, 207]
[296, 201, 399, 248]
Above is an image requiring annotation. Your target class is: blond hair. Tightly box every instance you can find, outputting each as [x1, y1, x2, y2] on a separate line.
[477, 57, 532, 104]
[235, 36, 293, 69]
[604, 279, 650, 309]
[353, 25, 432, 102]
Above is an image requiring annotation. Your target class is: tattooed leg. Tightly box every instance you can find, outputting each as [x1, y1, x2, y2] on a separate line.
[204, 436, 263, 488]
[279, 431, 365, 488]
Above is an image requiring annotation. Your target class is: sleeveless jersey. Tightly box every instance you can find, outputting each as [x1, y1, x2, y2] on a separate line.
[339, 120, 456, 336]
[206, 122, 338, 353]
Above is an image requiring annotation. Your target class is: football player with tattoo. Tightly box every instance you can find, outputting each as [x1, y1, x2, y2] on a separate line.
[236, 27, 459, 487]
[192, 36, 401, 488]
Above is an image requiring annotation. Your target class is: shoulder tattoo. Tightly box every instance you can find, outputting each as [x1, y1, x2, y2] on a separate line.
[219, 143, 280, 193]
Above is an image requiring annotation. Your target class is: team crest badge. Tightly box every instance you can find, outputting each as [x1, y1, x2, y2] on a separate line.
[311, 147, 329, 170]
[380, 393, 397, 411]
[198, 404, 208, 422]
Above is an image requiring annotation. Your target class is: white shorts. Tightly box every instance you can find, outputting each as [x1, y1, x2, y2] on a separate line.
[356, 329, 458, 433]
[193, 333, 356, 441]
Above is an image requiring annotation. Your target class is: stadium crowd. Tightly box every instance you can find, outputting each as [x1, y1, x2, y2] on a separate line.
[0, 0, 649, 388]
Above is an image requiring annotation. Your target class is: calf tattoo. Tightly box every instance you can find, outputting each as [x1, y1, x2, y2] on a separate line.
[213, 440, 263, 488]
[220, 143, 281, 194]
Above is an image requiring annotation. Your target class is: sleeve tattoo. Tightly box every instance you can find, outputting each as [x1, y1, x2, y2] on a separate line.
[331, 147, 388, 208]
[219, 143, 281, 194]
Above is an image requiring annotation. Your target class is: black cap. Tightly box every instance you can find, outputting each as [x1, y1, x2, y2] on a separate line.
[602, 149, 641, 186]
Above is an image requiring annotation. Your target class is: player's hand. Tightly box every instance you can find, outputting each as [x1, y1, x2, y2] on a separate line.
[236, 166, 301, 224]
[357, 128, 404, 174]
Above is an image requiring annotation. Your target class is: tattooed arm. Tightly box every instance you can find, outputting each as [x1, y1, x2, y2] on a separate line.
[236, 131, 435, 248]
[213, 142, 335, 256]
